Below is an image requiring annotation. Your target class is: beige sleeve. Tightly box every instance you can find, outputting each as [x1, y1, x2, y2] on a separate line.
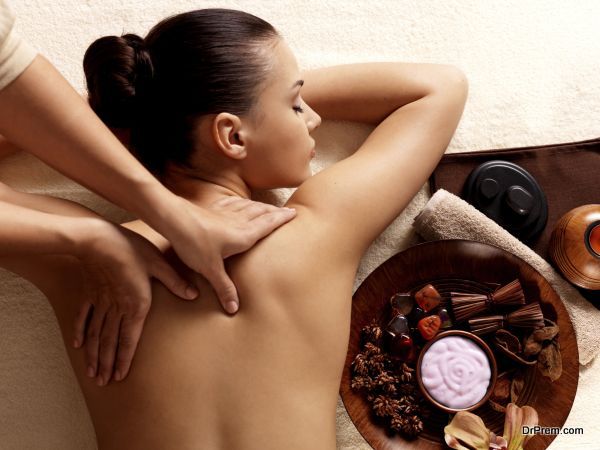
[0, 0, 37, 91]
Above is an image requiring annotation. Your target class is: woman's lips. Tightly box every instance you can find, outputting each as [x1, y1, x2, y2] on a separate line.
[310, 148, 316, 158]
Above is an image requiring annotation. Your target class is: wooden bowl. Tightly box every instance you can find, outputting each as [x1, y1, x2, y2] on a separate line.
[340, 239, 578, 450]
[549, 204, 600, 290]
[416, 330, 498, 414]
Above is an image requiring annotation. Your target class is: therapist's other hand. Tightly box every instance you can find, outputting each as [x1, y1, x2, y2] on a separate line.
[165, 196, 297, 314]
[73, 219, 197, 386]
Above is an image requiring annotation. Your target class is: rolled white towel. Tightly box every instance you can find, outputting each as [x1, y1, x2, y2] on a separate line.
[413, 188, 600, 365]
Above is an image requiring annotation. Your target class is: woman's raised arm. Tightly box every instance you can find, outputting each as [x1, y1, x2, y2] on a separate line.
[288, 62, 468, 262]
[301, 62, 462, 124]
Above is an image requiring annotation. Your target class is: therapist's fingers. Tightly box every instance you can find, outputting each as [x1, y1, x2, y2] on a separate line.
[84, 304, 108, 379]
[237, 209, 297, 252]
[96, 308, 122, 386]
[237, 201, 282, 221]
[112, 311, 147, 382]
[147, 249, 199, 300]
[202, 260, 239, 314]
[73, 300, 92, 349]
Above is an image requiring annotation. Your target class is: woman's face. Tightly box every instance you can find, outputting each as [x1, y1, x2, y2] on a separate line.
[240, 39, 321, 190]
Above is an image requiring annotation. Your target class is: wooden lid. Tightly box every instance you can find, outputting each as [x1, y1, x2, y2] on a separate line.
[549, 204, 600, 290]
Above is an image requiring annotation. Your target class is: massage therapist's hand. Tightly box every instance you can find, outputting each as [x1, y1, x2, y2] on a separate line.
[161, 195, 297, 314]
[72, 219, 198, 386]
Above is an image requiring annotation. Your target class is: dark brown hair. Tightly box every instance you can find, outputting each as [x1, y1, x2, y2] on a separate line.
[83, 8, 280, 175]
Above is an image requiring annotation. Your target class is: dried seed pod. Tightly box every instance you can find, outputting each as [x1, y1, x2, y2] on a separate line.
[523, 336, 543, 357]
[495, 329, 522, 353]
[489, 372, 512, 412]
[494, 329, 537, 366]
[538, 340, 562, 381]
[531, 320, 560, 342]
[523, 318, 560, 356]
[510, 370, 526, 403]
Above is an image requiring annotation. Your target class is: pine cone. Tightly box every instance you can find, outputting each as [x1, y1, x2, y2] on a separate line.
[372, 372, 398, 395]
[398, 363, 414, 383]
[371, 395, 400, 418]
[361, 322, 383, 347]
[399, 404, 417, 415]
[402, 414, 424, 439]
[363, 342, 382, 356]
[390, 414, 407, 433]
[366, 354, 386, 374]
[350, 375, 373, 391]
[351, 353, 370, 377]
[353, 323, 424, 439]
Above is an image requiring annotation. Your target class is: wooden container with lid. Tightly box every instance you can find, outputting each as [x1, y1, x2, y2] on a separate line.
[549, 204, 600, 291]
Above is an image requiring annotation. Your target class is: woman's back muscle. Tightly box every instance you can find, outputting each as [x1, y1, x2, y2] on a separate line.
[0, 62, 468, 449]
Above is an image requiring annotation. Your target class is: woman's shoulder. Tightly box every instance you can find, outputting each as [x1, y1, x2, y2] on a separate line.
[228, 204, 359, 296]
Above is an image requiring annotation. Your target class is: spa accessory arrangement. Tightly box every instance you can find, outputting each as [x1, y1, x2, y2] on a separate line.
[349, 278, 557, 448]
[341, 238, 578, 450]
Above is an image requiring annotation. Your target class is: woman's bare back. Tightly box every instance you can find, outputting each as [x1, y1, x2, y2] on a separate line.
[0, 62, 467, 449]
[26, 208, 356, 450]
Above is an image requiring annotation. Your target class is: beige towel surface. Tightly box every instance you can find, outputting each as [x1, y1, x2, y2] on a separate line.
[5, 0, 600, 448]
[412, 189, 600, 365]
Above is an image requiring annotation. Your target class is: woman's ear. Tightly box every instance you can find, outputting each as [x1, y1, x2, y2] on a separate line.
[212, 113, 247, 160]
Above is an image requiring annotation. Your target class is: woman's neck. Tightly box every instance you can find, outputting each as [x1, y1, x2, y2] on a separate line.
[162, 165, 252, 206]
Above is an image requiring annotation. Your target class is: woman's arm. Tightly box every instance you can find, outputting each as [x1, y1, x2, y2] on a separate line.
[289, 62, 468, 261]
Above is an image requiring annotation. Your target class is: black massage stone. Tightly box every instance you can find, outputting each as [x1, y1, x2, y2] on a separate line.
[463, 160, 548, 242]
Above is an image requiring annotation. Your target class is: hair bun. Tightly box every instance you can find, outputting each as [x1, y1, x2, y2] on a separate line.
[83, 33, 154, 128]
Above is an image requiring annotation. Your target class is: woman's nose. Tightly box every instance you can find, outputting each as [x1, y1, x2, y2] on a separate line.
[305, 103, 322, 132]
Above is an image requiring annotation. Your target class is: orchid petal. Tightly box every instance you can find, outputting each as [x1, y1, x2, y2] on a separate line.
[444, 411, 491, 450]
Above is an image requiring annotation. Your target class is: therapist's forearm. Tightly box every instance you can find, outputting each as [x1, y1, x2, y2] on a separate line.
[0, 199, 95, 256]
[0, 54, 178, 234]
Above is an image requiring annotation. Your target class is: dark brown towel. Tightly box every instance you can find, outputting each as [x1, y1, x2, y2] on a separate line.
[430, 137, 600, 260]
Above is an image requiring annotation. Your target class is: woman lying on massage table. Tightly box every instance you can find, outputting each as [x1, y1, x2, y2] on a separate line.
[0, 8, 467, 449]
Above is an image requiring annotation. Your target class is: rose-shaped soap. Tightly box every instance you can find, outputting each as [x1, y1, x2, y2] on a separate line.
[420, 335, 491, 410]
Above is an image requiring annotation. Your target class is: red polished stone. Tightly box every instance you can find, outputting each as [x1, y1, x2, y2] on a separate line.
[418, 315, 441, 340]
[414, 284, 442, 312]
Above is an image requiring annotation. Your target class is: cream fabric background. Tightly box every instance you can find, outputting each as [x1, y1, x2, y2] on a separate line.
[1, 0, 599, 448]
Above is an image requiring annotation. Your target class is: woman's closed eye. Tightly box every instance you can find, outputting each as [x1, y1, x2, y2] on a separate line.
[293, 105, 304, 114]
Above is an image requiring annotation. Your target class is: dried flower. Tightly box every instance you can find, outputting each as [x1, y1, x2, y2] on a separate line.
[391, 413, 424, 439]
[361, 322, 383, 346]
[444, 404, 538, 450]
[503, 403, 538, 450]
[363, 342, 381, 356]
[372, 395, 400, 417]
[350, 375, 373, 391]
[398, 363, 414, 383]
[444, 411, 491, 450]
[350, 322, 426, 439]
